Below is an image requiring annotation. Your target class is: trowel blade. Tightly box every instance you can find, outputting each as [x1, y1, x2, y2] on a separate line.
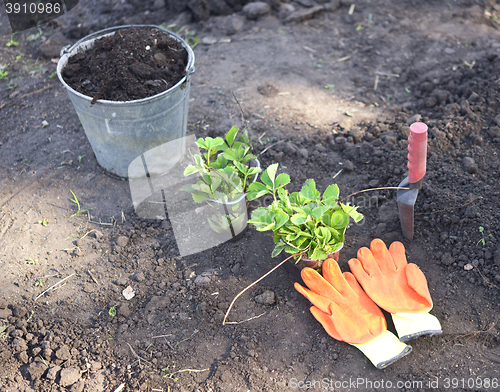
[397, 177, 419, 240]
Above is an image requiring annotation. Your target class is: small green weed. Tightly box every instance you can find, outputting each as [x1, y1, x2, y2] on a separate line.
[477, 226, 492, 246]
[163, 24, 198, 48]
[69, 190, 87, 218]
[49, 71, 57, 79]
[35, 278, 44, 287]
[38, 219, 49, 226]
[28, 258, 38, 265]
[6, 35, 19, 47]
[108, 305, 118, 317]
[0, 325, 7, 339]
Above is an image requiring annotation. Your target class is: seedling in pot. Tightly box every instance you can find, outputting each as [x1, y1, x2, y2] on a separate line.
[247, 164, 363, 263]
[182, 126, 262, 236]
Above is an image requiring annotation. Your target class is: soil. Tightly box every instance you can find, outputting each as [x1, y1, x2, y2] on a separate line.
[62, 26, 188, 102]
[2, 0, 500, 392]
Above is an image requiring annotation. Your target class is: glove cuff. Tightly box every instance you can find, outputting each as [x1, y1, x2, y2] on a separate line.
[392, 312, 442, 342]
[351, 330, 412, 369]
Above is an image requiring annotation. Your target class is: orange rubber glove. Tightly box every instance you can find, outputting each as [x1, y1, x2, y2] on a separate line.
[294, 258, 411, 369]
[349, 239, 442, 342]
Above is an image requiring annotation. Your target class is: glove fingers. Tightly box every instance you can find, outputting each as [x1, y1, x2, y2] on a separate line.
[300, 267, 343, 302]
[294, 282, 333, 314]
[388, 241, 408, 270]
[322, 258, 351, 294]
[370, 238, 398, 273]
[348, 257, 371, 289]
[344, 272, 386, 322]
[405, 264, 433, 310]
[310, 305, 342, 341]
[356, 245, 382, 276]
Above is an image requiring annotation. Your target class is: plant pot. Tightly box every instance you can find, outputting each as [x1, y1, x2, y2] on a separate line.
[205, 159, 260, 241]
[285, 243, 344, 284]
[57, 25, 196, 179]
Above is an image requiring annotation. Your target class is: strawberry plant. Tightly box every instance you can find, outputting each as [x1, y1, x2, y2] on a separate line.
[247, 164, 363, 261]
[182, 126, 262, 236]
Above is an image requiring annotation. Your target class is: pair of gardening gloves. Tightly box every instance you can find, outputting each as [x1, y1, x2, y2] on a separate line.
[295, 239, 442, 369]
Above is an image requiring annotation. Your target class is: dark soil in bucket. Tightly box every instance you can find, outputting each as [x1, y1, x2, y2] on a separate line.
[62, 26, 188, 102]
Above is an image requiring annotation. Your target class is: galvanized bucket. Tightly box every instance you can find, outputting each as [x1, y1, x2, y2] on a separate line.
[57, 25, 195, 178]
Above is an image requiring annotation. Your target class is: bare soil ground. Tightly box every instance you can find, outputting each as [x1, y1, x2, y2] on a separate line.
[1, 0, 500, 391]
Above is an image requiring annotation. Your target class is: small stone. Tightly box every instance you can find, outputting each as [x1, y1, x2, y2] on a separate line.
[59, 367, 81, 387]
[55, 345, 71, 360]
[0, 298, 7, 309]
[118, 304, 132, 318]
[254, 290, 276, 305]
[92, 230, 103, 240]
[201, 36, 218, 45]
[297, 148, 309, 159]
[132, 272, 145, 282]
[89, 361, 102, 372]
[46, 365, 61, 380]
[70, 379, 85, 392]
[122, 286, 135, 300]
[243, 2, 271, 19]
[441, 252, 453, 266]
[335, 136, 347, 145]
[10, 329, 23, 338]
[284, 142, 298, 155]
[12, 307, 27, 318]
[462, 157, 478, 174]
[16, 351, 29, 364]
[11, 337, 28, 353]
[349, 127, 365, 143]
[0, 308, 12, 319]
[153, 0, 166, 9]
[225, 15, 245, 35]
[368, 179, 379, 188]
[116, 236, 129, 247]
[464, 263, 473, 271]
[194, 276, 211, 285]
[343, 160, 355, 171]
[406, 114, 422, 125]
[26, 361, 48, 380]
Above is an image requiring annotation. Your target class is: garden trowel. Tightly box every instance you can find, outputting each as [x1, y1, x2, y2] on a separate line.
[397, 122, 428, 240]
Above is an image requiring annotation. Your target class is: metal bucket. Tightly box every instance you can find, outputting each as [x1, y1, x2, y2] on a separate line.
[57, 25, 195, 178]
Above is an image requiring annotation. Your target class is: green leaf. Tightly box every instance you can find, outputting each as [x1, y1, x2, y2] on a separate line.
[310, 246, 327, 261]
[312, 206, 329, 221]
[323, 184, 339, 201]
[261, 163, 279, 187]
[290, 212, 309, 225]
[299, 179, 319, 202]
[273, 207, 289, 230]
[342, 204, 364, 223]
[247, 182, 270, 201]
[330, 211, 350, 229]
[275, 173, 291, 189]
[248, 208, 275, 231]
[226, 126, 239, 147]
[222, 148, 239, 161]
[183, 165, 199, 176]
[271, 242, 286, 258]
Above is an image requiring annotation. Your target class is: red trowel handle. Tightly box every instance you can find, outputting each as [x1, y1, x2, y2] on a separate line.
[408, 122, 428, 184]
